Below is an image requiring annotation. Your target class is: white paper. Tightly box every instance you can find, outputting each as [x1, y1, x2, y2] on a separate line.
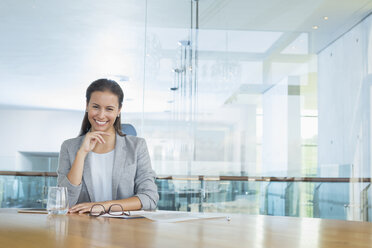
[100, 210, 226, 223]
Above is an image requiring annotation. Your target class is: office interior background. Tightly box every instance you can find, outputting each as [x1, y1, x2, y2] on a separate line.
[1, 0, 372, 221]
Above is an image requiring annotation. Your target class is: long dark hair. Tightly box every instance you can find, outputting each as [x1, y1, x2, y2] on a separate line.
[79, 78, 125, 137]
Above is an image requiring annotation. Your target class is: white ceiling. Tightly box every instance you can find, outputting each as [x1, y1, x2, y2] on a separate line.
[0, 0, 371, 112]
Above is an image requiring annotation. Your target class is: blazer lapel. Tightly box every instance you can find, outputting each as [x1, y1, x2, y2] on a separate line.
[112, 133, 126, 200]
[83, 151, 95, 202]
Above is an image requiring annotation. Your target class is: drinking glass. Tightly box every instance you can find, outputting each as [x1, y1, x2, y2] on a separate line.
[47, 187, 69, 215]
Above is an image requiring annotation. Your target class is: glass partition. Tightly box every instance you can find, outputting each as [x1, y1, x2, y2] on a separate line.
[159, 178, 372, 221]
[1, 174, 371, 221]
[139, 0, 318, 178]
[0, 175, 56, 208]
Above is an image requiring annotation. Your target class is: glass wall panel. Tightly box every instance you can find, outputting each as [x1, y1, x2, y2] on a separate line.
[3, 175, 370, 222]
[142, 0, 193, 176]
[137, 1, 319, 179]
[0, 175, 56, 208]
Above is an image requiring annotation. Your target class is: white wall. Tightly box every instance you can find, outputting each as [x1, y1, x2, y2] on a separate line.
[262, 80, 288, 176]
[318, 14, 372, 221]
[0, 106, 83, 171]
[318, 14, 372, 178]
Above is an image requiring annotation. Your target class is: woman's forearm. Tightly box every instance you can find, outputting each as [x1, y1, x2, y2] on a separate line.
[102, 196, 142, 211]
[67, 149, 87, 186]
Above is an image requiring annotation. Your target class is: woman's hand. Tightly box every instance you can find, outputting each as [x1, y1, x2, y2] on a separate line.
[79, 131, 110, 154]
[69, 202, 100, 214]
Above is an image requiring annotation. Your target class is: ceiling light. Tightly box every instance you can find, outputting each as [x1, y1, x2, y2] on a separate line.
[323, 16, 328, 20]
[312, 25, 319, 30]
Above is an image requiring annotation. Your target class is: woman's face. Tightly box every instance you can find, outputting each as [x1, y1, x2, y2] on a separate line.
[86, 91, 121, 133]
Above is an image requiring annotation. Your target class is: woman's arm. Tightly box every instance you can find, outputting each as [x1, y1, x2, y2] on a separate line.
[57, 141, 83, 207]
[68, 196, 142, 213]
[58, 131, 110, 207]
[67, 131, 109, 185]
[66, 149, 87, 186]
[133, 138, 159, 210]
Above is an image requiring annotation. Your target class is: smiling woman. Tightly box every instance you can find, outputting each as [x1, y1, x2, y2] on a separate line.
[57, 79, 159, 213]
[80, 79, 125, 137]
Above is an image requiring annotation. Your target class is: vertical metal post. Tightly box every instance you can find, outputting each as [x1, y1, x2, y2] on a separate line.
[199, 178, 205, 212]
[140, 0, 148, 137]
[313, 183, 322, 218]
[361, 183, 371, 221]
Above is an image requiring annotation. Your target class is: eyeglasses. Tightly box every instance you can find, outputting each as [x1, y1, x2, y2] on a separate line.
[89, 204, 131, 217]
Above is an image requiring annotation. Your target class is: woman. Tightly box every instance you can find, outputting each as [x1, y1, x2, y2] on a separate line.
[57, 79, 158, 213]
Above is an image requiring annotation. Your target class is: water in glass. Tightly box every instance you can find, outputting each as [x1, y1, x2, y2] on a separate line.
[47, 187, 69, 215]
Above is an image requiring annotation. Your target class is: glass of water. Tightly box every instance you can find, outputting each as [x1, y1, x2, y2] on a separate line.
[47, 187, 69, 215]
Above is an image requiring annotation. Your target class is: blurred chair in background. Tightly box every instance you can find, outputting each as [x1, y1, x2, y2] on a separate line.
[121, 123, 137, 136]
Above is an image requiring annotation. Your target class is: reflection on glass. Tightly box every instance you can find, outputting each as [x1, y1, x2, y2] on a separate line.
[142, 2, 318, 179]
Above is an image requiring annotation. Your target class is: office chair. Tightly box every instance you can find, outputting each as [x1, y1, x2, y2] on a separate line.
[121, 123, 137, 136]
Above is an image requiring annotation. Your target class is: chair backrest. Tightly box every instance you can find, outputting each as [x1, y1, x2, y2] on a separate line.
[121, 123, 137, 136]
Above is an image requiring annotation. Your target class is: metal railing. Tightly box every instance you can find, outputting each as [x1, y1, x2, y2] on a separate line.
[1, 171, 370, 182]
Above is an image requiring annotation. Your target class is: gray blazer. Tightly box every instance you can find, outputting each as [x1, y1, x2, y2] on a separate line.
[57, 133, 159, 210]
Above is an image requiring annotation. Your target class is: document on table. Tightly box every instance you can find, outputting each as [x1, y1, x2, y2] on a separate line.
[139, 211, 226, 222]
[101, 210, 226, 223]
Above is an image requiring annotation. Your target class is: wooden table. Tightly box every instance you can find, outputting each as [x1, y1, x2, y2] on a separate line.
[1, 209, 372, 248]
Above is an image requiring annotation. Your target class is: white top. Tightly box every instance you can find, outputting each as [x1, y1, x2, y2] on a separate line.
[90, 150, 115, 202]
